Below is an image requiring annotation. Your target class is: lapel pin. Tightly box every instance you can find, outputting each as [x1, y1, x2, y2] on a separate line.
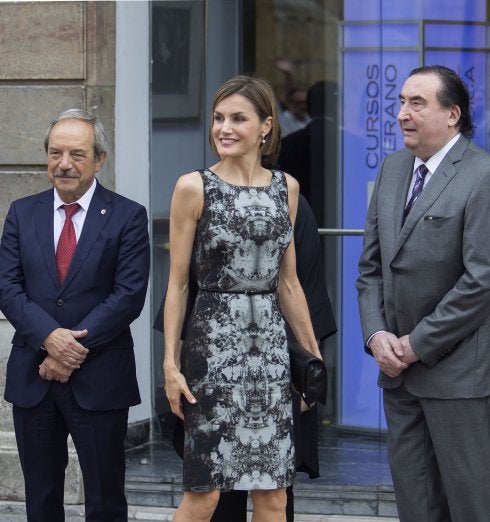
[101, 209, 106, 215]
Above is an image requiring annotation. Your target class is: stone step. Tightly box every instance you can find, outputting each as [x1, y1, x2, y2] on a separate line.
[124, 475, 398, 519]
[124, 428, 398, 520]
[0, 501, 399, 521]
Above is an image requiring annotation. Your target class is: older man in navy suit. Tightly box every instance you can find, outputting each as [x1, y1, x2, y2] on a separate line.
[0, 109, 150, 521]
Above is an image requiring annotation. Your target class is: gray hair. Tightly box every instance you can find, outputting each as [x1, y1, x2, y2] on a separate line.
[44, 108, 108, 160]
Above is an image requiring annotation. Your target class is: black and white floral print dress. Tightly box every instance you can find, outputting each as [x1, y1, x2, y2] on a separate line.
[181, 168, 295, 491]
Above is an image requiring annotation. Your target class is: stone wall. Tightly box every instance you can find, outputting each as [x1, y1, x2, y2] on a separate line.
[0, 0, 116, 502]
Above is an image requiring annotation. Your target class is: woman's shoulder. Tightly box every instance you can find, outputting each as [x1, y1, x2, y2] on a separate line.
[172, 171, 205, 209]
[271, 169, 299, 189]
[174, 170, 203, 193]
[281, 171, 299, 195]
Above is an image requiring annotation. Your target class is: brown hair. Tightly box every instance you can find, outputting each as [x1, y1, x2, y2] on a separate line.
[209, 75, 281, 167]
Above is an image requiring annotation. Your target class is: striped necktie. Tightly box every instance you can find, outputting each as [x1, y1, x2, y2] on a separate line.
[403, 164, 428, 224]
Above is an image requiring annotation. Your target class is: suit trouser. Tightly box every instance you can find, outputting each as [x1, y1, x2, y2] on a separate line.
[384, 385, 490, 522]
[13, 381, 129, 522]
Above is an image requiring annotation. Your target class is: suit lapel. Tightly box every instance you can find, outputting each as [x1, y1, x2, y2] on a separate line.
[393, 156, 414, 233]
[34, 190, 59, 286]
[61, 183, 113, 288]
[392, 137, 468, 260]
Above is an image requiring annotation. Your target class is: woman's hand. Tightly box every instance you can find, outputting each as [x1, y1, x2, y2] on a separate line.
[300, 398, 315, 413]
[164, 365, 197, 420]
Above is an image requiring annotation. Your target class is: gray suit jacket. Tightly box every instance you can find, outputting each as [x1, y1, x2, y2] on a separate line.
[357, 136, 490, 398]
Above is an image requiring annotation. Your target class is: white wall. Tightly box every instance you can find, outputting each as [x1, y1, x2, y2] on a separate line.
[115, 0, 151, 423]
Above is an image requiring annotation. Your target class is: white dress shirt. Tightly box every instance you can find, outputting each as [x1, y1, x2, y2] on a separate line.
[53, 179, 97, 251]
[405, 133, 461, 205]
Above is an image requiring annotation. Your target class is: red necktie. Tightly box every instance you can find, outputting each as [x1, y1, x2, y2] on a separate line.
[56, 203, 80, 284]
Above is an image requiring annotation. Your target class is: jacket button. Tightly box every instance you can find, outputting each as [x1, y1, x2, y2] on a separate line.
[56, 298, 64, 306]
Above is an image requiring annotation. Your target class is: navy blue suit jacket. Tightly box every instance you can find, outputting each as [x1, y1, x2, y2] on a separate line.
[0, 182, 150, 410]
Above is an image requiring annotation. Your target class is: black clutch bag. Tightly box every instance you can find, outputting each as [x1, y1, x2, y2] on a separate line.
[289, 340, 327, 407]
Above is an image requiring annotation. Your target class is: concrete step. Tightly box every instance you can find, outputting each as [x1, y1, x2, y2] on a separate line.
[124, 433, 398, 520]
[124, 476, 398, 519]
[0, 501, 399, 521]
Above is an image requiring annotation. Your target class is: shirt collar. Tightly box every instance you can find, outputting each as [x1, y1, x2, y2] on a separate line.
[54, 178, 97, 212]
[414, 133, 461, 174]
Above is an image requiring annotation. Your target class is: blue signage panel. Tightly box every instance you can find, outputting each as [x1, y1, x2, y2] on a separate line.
[425, 23, 488, 149]
[341, 46, 417, 429]
[344, 0, 486, 22]
[341, 18, 488, 430]
[343, 23, 420, 48]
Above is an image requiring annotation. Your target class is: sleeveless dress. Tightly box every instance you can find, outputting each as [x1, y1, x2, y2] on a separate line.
[180, 168, 295, 491]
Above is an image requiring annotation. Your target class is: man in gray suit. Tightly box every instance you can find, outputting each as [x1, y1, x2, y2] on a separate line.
[357, 65, 490, 522]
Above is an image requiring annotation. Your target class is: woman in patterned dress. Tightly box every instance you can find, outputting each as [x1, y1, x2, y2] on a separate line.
[163, 75, 320, 522]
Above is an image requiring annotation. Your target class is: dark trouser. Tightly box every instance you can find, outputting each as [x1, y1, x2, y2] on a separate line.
[13, 381, 129, 522]
[384, 386, 490, 522]
[211, 486, 294, 522]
